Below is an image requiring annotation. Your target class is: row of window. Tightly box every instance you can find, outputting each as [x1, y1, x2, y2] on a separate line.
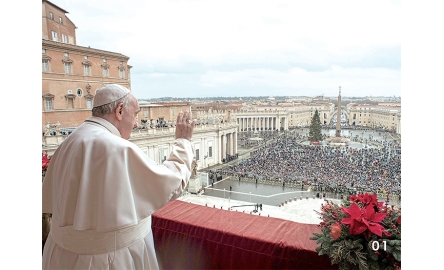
[44, 98, 92, 110]
[49, 12, 63, 24]
[51, 31, 71, 44]
[43, 87, 104, 110]
[195, 147, 213, 160]
[42, 59, 126, 78]
[44, 95, 93, 110]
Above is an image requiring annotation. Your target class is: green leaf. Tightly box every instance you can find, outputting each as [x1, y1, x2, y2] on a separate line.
[369, 250, 378, 261]
[368, 260, 380, 270]
[391, 250, 401, 261]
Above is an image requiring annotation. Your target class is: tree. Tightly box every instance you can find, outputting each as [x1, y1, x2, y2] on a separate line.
[309, 109, 323, 142]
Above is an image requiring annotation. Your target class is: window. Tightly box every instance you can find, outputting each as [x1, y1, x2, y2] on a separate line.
[84, 56, 88, 60]
[118, 62, 126, 79]
[64, 52, 69, 57]
[42, 60, 49, 72]
[195, 149, 200, 160]
[42, 49, 46, 54]
[76, 89, 83, 97]
[49, 12, 54, 20]
[64, 62, 71, 74]
[51, 31, 58, 41]
[62, 34, 67, 43]
[45, 99, 53, 110]
[144, 111, 148, 117]
[86, 98, 93, 109]
[209, 146, 212, 157]
[101, 62, 110, 77]
[103, 67, 109, 77]
[103, 59, 107, 62]
[59, 17, 63, 24]
[84, 65, 91, 76]
[67, 98, 74, 109]
[171, 109, 175, 116]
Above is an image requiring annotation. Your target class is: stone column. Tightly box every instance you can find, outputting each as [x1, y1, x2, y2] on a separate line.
[216, 133, 220, 164]
[227, 133, 231, 157]
[230, 133, 234, 155]
[222, 134, 226, 161]
[233, 131, 237, 154]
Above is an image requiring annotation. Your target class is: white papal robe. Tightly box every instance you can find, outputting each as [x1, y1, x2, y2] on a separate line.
[42, 116, 194, 269]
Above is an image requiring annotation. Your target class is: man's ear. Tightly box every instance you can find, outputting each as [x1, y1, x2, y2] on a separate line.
[115, 103, 124, 120]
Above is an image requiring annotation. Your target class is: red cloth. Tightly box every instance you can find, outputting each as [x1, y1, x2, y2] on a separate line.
[152, 200, 336, 269]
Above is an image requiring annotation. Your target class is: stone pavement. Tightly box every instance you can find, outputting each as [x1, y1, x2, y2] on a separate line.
[179, 193, 341, 224]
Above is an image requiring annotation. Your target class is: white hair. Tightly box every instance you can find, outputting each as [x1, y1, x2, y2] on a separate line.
[92, 94, 133, 117]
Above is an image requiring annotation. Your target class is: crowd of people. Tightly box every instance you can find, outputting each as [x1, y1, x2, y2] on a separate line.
[321, 122, 397, 133]
[215, 134, 401, 195]
[238, 130, 280, 147]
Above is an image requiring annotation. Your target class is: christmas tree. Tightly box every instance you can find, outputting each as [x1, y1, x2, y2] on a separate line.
[309, 109, 322, 143]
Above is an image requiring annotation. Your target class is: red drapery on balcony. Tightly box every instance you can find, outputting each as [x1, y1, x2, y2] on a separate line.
[152, 200, 336, 269]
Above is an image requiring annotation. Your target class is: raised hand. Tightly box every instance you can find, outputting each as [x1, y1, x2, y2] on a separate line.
[175, 111, 195, 141]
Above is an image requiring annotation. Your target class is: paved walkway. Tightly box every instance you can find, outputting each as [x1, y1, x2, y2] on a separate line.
[179, 193, 341, 224]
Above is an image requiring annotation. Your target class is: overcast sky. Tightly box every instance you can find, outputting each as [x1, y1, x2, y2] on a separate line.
[52, 0, 401, 99]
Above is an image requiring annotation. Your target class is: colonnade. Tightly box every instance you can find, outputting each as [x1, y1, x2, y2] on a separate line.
[236, 116, 287, 131]
[220, 131, 237, 162]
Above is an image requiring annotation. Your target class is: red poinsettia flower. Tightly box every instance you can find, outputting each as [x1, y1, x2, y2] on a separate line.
[341, 203, 390, 237]
[349, 193, 386, 212]
[396, 215, 401, 224]
[42, 152, 51, 172]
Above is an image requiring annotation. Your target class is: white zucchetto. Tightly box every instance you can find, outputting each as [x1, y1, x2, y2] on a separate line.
[93, 84, 130, 108]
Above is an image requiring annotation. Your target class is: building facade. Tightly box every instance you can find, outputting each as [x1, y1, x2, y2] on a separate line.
[42, 0, 131, 129]
[231, 101, 335, 131]
[138, 102, 192, 128]
[43, 122, 238, 169]
[346, 102, 401, 132]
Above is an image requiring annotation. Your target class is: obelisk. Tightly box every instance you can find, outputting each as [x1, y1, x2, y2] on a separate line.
[335, 86, 341, 137]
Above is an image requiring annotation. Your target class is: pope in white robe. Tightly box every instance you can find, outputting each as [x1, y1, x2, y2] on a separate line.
[42, 84, 195, 269]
